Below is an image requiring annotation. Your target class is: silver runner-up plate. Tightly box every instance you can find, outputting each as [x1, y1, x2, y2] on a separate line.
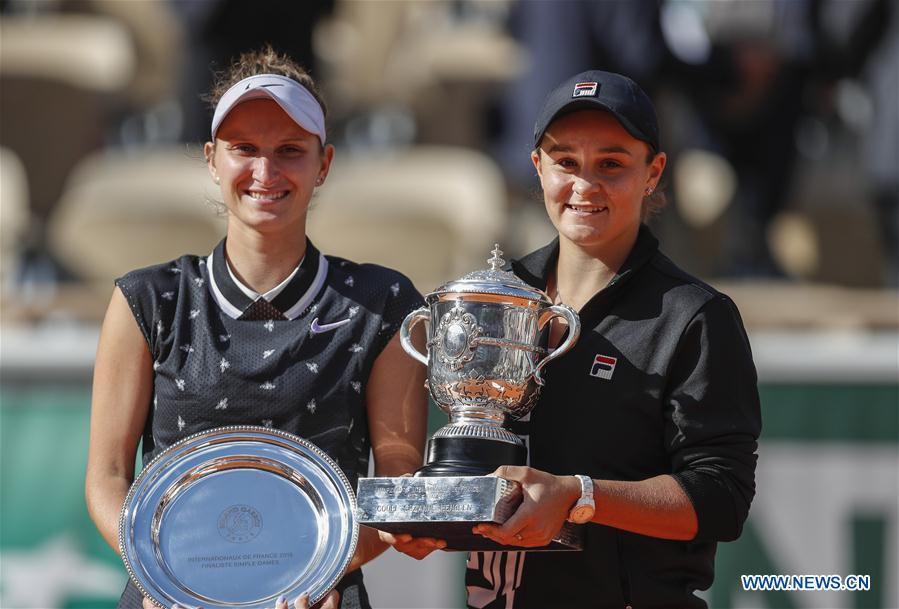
[119, 426, 358, 609]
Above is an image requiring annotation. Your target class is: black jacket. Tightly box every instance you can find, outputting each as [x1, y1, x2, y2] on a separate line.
[466, 227, 762, 609]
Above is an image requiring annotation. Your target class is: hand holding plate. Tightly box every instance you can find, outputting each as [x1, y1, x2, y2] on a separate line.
[272, 591, 339, 609]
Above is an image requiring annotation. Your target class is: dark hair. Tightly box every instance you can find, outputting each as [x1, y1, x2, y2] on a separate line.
[206, 45, 327, 118]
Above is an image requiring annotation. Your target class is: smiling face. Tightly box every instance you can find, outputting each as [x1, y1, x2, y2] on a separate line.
[204, 98, 333, 237]
[532, 109, 666, 258]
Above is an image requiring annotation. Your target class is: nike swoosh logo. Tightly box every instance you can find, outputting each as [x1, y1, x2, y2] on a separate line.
[310, 317, 352, 334]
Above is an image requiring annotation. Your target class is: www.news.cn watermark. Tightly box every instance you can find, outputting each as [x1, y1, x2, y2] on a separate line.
[741, 574, 871, 592]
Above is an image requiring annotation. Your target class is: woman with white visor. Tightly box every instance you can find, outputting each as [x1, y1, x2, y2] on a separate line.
[86, 46, 429, 609]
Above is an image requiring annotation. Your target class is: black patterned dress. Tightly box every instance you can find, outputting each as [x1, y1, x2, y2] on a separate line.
[114, 238, 423, 609]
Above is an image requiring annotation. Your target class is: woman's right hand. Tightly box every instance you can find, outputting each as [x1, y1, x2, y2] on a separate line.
[378, 530, 447, 560]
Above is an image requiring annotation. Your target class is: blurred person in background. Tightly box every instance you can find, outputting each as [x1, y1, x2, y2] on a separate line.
[837, 0, 899, 285]
[390, 70, 762, 609]
[493, 0, 666, 191]
[495, 0, 895, 282]
[494, 0, 795, 277]
[84, 46, 427, 609]
[661, 0, 894, 278]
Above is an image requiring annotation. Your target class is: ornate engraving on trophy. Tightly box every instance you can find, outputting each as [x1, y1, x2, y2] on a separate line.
[432, 300, 484, 370]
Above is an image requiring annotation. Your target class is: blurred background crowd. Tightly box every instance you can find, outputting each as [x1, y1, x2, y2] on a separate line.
[1, 0, 898, 303]
[0, 1, 897, 609]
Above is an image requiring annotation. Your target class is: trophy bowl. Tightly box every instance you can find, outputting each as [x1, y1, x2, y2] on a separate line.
[357, 245, 583, 551]
[399, 244, 579, 476]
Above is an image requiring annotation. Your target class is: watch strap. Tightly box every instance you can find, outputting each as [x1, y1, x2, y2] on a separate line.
[567, 474, 595, 523]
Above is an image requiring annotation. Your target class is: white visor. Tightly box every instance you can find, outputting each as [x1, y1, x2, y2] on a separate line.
[210, 74, 326, 143]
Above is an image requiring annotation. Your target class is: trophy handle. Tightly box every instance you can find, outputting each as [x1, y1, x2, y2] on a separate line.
[533, 304, 581, 386]
[400, 307, 431, 367]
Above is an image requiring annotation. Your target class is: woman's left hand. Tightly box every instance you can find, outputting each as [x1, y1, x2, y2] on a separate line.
[275, 591, 340, 609]
[379, 530, 447, 559]
[472, 466, 582, 547]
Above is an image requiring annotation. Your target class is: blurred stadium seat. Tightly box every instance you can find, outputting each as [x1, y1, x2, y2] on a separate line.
[47, 146, 226, 288]
[78, 0, 183, 111]
[315, 1, 526, 148]
[0, 14, 136, 227]
[307, 145, 507, 292]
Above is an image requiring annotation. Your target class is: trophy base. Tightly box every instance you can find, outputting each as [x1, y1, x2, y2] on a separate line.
[415, 436, 527, 477]
[356, 475, 584, 551]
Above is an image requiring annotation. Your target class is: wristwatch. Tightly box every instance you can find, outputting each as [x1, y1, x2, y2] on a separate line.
[566, 474, 595, 524]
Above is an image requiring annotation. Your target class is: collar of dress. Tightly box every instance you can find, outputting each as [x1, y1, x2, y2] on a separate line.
[206, 238, 329, 320]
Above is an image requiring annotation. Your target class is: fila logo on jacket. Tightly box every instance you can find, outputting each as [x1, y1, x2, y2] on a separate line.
[590, 354, 617, 380]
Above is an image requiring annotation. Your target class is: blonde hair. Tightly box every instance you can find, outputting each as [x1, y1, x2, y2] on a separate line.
[206, 45, 327, 119]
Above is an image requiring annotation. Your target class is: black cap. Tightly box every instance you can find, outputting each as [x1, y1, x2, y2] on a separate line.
[533, 70, 659, 151]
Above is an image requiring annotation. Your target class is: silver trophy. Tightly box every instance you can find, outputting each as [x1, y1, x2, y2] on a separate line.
[357, 245, 582, 550]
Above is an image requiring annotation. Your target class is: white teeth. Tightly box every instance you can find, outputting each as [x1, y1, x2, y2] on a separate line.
[567, 204, 605, 213]
[248, 191, 288, 200]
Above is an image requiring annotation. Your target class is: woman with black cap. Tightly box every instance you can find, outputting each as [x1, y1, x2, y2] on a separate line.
[392, 70, 762, 609]
[85, 47, 429, 609]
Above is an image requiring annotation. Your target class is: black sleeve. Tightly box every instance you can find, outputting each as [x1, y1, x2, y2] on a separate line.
[115, 270, 157, 350]
[115, 260, 183, 359]
[664, 295, 762, 542]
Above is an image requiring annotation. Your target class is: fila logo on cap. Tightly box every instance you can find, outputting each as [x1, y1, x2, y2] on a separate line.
[572, 82, 599, 98]
[590, 354, 617, 380]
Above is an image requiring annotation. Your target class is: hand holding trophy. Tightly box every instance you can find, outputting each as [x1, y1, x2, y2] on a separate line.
[357, 246, 582, 551]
